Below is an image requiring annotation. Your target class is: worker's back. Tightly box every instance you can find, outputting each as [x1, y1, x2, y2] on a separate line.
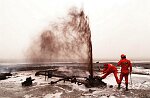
[106, 64, 117, 73]
[118, 58, 131, 74]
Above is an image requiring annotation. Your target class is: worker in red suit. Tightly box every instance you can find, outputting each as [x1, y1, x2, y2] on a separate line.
[101, 63, 120, 84]
[117, 54, 132, 90]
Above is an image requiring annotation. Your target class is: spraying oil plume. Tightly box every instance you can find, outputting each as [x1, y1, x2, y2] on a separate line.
[27, 7, 93, 77]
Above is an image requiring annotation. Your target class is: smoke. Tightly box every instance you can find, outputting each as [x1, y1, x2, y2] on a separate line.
[27, 7, 93, 76]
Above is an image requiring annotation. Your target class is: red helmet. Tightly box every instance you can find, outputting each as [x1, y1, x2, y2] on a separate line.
[121, 54, 126, 58]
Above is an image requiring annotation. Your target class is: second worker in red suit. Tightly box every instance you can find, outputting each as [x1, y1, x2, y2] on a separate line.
[117, 54, 132, 91]
[101, 64, 120, 85]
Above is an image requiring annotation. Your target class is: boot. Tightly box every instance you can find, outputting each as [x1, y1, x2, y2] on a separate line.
[118, 84, 121, 89]
[126, 84, 128, 91]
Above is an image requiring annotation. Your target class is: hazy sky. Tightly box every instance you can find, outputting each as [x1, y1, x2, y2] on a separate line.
[0, 0, 150, 61]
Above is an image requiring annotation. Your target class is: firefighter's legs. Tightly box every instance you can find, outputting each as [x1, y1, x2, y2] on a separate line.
[113, 71, 120, 84]
[119, 73, 124, 84]
[118, 73, 124, 89]
[125, 74, 129, 90]
[124, 74, 129, 84]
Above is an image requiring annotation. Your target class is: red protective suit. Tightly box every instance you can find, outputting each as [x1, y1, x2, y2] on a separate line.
[101, 64, 119, 84]
[118, 58, 132, 84]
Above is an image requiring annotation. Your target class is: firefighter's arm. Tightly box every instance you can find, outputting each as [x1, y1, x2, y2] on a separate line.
[102, 68, 107, 73]
[117, 60, 121, 66]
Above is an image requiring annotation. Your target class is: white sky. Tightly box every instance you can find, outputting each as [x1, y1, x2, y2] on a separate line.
[0, 0, 150, 61]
